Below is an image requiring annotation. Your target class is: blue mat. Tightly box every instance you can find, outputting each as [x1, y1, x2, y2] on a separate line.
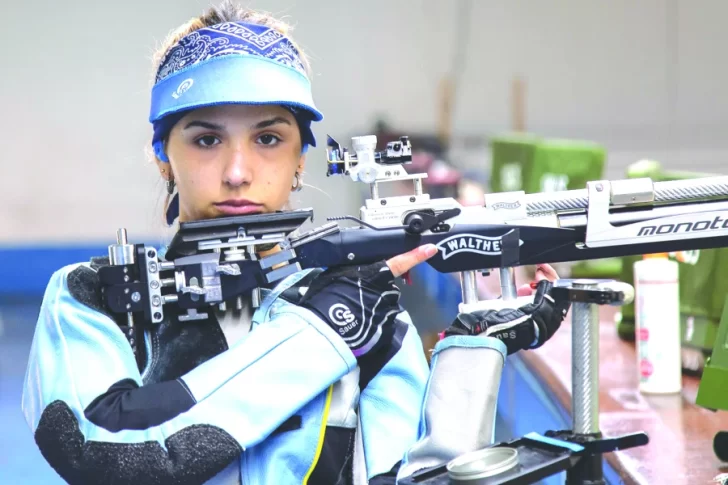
[0, 297, 65, 483]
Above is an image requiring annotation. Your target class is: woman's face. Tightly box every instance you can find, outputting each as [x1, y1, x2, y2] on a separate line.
[160, 104, 305, 222]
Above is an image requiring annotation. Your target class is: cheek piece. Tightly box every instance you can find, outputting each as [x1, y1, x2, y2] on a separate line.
[147, 20, 323, 226]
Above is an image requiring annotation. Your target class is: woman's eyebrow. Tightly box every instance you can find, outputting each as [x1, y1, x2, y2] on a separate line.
[183, 120, 225, 130]
[252, 117, 292, 130]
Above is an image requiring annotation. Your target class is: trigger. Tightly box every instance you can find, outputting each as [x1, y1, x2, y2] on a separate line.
[402, 271, 412, 285]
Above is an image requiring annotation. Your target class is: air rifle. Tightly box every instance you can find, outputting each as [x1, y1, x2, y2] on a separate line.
[99, 133, 728, 325]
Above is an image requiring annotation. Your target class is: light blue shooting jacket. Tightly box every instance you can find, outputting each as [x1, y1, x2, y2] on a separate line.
[22, 263, 507, 485]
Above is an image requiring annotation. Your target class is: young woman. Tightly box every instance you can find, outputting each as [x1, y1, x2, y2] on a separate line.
[21, 3, 569, 484]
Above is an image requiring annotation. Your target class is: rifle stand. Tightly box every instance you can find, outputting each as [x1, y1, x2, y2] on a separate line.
[546, 279, 648, 485]
[401, 279, 649, 485]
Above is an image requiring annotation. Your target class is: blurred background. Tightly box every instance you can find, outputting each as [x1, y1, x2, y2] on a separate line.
[2, 0, 727, 482]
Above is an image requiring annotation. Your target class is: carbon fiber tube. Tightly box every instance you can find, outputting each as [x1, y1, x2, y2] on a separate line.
[524, 175, 728, 215]
[572, 281, 600, 435]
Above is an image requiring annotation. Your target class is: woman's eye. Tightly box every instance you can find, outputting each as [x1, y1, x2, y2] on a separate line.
[196, 135, 220, 148]
[257, 134, 281, 146]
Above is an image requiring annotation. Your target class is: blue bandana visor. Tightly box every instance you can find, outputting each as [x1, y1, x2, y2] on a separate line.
[150, 54, 322, 155]
[149, 21, 323, 225]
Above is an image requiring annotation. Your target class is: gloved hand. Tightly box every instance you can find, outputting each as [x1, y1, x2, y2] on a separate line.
[300, 244, 437, 358]
[299, 261, 403, 357]
[443, 280, 570, 355]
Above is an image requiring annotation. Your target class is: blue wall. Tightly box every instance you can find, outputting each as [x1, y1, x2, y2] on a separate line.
[0, 245, 108, 296]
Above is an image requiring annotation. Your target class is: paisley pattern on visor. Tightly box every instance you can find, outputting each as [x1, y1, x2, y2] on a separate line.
[154, 22, 309, 83]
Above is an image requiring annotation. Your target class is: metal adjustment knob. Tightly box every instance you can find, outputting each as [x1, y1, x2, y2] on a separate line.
[404, 213, 425, 234]
[108, 228, 137, 330]
[109, 228, 135, 266]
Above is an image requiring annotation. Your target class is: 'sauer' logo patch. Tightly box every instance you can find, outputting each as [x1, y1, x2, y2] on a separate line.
[436, 232, 524, 260]
[328, 303, 356, 327]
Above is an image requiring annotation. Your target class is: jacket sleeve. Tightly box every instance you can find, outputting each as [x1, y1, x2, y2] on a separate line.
[21, 264, 357, 485]
[356, 311, 430, 480]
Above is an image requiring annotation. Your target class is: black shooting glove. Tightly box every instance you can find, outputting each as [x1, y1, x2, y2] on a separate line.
[299, 261, 401, 358]
[444, 280, 570, 355]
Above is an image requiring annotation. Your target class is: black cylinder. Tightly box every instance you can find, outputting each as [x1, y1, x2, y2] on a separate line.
[714, 431, 728, 462]
[566, 453, 604, 485]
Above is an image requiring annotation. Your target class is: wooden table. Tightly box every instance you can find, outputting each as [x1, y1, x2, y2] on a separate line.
[521, 306, 728, 484]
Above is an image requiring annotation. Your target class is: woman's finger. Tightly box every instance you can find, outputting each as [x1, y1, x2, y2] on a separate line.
[386, 244, 438, 278]
[517, 283, 534, 296]
[535, 263, 559, 282]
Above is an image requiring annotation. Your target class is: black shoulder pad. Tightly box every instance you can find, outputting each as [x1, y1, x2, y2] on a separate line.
[67, 263, 147, 371]
[35, 400, 241, 485]
[90, 256, 110, 271]
[66, 264, 115, 321]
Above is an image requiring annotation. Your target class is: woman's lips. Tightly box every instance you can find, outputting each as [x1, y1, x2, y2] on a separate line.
[214, 200, 263, 215]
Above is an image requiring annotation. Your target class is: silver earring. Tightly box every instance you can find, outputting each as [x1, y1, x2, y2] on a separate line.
[292, 172, 303, 192]
[166, 178, 176, 195]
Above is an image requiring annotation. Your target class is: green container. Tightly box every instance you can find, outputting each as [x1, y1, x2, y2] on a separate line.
[489, 133, 606, 194]
[528, 139, 606, 193]
[696, 294, 728, 411]
[489, 133, 541, 193]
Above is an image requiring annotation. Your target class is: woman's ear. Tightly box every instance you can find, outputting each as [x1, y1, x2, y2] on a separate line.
[155, 159, 173, 182]
[297, 153, 306, 174]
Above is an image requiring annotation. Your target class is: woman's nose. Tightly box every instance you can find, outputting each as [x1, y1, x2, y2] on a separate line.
[222, 147, 253, 187]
